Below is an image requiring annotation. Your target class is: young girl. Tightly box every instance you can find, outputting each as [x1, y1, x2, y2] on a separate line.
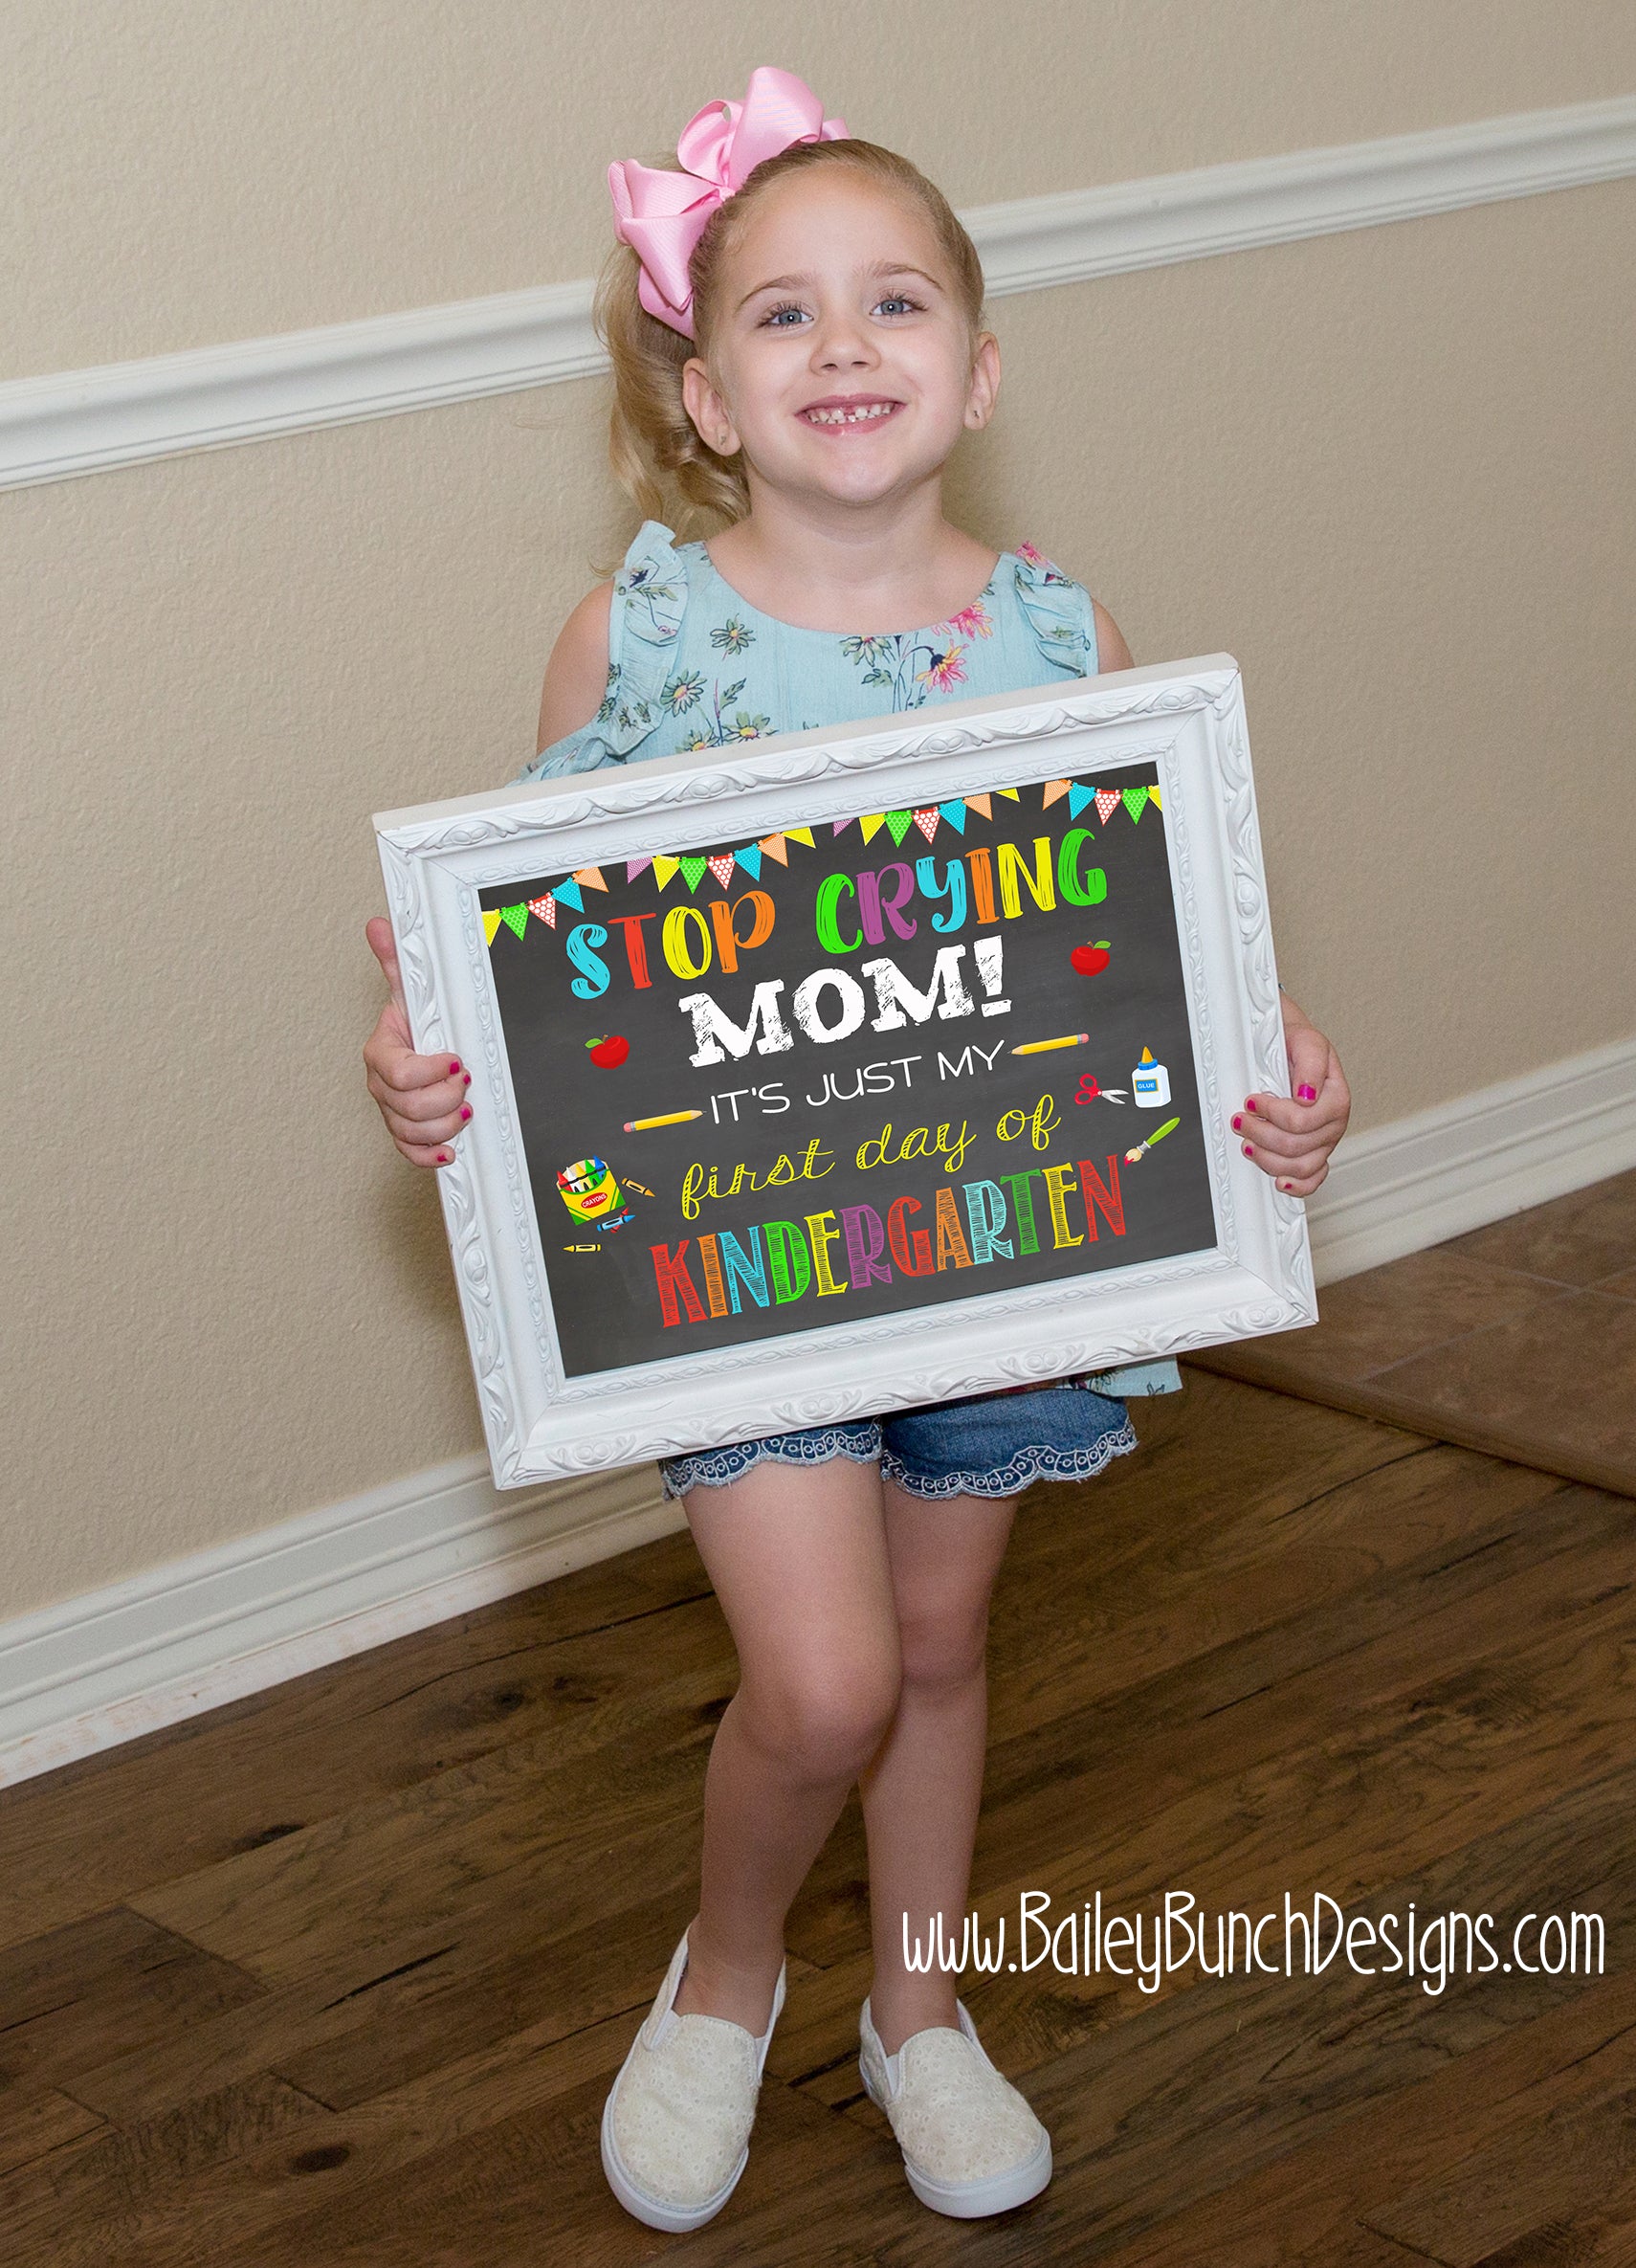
[364, 67, 1352, 2233]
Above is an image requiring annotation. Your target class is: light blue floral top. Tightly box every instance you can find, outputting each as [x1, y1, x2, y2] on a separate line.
[519, 519, 1182, 1403]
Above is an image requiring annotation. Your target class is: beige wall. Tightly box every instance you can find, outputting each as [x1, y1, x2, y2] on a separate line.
[5, 7, 1634, 1617]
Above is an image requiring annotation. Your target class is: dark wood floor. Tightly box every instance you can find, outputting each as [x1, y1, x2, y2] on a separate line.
[1192, 1167, 1636, 1501]
[3, 1182, 1634, 2263]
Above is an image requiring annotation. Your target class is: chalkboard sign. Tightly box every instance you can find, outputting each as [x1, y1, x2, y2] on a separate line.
[376, 662, 1316, 1486]
[479, 757, 1216, 1377]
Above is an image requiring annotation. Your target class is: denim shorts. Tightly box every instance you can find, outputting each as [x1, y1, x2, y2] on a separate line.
[658, 1380, 1139, 1503]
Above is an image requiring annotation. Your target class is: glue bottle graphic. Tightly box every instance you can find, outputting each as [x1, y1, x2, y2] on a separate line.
[1132, 1046, 1171, 1108]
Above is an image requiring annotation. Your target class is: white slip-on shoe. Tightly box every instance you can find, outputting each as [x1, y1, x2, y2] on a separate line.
[858, 1995, 1051, 2219]
[600, 1928, 787, 2233]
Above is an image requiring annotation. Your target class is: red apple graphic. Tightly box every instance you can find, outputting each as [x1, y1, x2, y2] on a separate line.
[1071, 941, 1112, 976]
[586, 1034, 630, 1069]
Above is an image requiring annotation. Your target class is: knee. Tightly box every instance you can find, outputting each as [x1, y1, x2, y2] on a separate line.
[896, 1597, 990, 1696]
[741, 1649, 901, 1784]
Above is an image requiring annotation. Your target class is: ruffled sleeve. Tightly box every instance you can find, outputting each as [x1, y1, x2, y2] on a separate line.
[1010, 541, 1100, 678]
[513, 520, 690, 784]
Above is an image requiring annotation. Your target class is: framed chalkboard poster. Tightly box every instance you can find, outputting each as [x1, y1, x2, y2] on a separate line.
[375, 656, 1315, 1487]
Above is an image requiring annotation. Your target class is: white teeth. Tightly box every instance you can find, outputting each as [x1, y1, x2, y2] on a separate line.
[806, 402, 895, 425]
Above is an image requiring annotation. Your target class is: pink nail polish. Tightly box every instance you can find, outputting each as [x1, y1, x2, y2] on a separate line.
[1247, 1098, 1258, 1112]
[463, 1073, 472, 1086]
[437, 1151, 452, 1164]
[1242, 1141, 1254, 1157]
[449, 1059, 462, 1075]
[1297, 1083, 1316, 1101]
[1231, 1114, 1243, 1131]
[460, 1105, 472, 1121]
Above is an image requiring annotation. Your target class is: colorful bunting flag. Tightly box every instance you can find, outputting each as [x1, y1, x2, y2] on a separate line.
[885, 810, 914, 846]
[652, 855, 680, 891]
[482, 910, 503, 945]
[998, 788, 1021, 802]
[1067, 783, 1096, 820]
[707, 852, 737, 890]
[965, 793, 991, 819]
[912, 808, 940, 842]
[831, 819, 852, 837]
[1122, 786, 1148, 824]
[735, 843, 763, 880]
[1094, 789, 1120, 825]
[573, 866, 608, 891]
[554, 878, 584, 913]
[679, 856, 707, 893]
[938, 800, 968, 833]
[1043, 781, 1070, 808]
[624, 858, 652, 883]
[785, 827, 814, 848]
[858, 814, 887, 845]
[1150, 786, 1162, 810]
[499, 903, 528, 941]
[759, 835, 789, 865]
[527, 895, 557, 928]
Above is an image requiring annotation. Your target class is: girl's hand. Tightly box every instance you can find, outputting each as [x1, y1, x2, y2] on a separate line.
[364, 917, 472, 1167]
[1231, 991, 1351, 1197]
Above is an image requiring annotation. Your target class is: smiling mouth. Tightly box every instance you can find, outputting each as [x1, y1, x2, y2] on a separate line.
[800, 399, 902, 429]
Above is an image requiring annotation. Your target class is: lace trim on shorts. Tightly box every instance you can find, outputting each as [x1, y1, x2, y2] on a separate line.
[660, 1423, 881, 1501]
[879, 1416, 1140, 1502]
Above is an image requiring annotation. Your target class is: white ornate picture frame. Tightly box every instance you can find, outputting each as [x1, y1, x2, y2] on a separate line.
[375, 656, 1315, 1487]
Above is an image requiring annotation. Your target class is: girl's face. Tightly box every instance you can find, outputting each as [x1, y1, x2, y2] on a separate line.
[682, 168, 999, 515]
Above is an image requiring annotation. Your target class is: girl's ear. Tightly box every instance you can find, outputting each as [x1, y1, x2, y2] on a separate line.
[682, 357, 741, 459]
[962, 331, 1002, 432]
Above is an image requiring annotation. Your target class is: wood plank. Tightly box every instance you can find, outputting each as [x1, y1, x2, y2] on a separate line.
[0, 1529, 716, 1950]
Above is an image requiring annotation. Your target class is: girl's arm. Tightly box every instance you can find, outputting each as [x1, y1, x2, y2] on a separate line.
[363, 582, 616, 1169]
[1095, 596, 1349, 1197]
[536, 581, 615, 756]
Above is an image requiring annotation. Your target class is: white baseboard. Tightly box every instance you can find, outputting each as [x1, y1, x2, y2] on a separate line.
[3, 1030, 1632, 1790]
[3, 97, 1632, 489]
[0, 1458, 679, 1790]
[1306, 1033, 1636, 1285]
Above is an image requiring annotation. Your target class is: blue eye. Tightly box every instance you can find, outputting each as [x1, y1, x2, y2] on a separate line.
[875, 295, 917, 317]
[761, 301, 808, 328]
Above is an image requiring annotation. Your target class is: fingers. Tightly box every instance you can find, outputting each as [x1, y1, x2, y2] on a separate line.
[365, 916, 409, 1015]
[1231, 1055, 1344, 1193]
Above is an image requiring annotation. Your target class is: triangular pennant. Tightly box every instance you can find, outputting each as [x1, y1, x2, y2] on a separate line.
[1149, 786, 1162, 811]
[858, 814, 887, 845]
[831, 819, 852, 837]
[938, 800, 968, 833]
[652, 855, 680, 891]
[707, 852, 737, 890]
[679, 855, 708, 893]
[554, 878, 584, 913]
[1042, 781, 1070, 808]
[1122, 786, 1148, 824]
[912, 808, 940, 842]
[885, 810, 914, 846]
[1067, 782, 1096, 819]
[735, 843, 763, 880]
[758, 835, 788, 865]
[1094, 789, 1120, 824]
[964, 793, 991, 819]
[500, 903, 528, 941]
[527, 895, 557, 929]
[572, 866, 608, 891]
[998, 788, 1021, 802]
[482, 910, 503, 945]
[784, 827, 814, 848]
[624, 857, 652, 883]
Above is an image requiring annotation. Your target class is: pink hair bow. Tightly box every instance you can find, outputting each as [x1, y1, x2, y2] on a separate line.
[608, 66, 849, 338]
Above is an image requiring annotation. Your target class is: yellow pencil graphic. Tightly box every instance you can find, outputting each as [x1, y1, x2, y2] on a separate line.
[1012, 1033, 1090, 1056]
[623, 1109, 704, 1131]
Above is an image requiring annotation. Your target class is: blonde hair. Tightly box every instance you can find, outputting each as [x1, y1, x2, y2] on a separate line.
[596, 138, 986, 533]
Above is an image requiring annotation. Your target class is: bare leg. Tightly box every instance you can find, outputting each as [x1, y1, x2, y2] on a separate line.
[671, 1455, 903, 2035]
[857, 1479, 1019, 2057]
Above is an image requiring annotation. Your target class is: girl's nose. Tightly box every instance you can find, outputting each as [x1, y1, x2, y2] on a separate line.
[810, 311, 877, 371]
